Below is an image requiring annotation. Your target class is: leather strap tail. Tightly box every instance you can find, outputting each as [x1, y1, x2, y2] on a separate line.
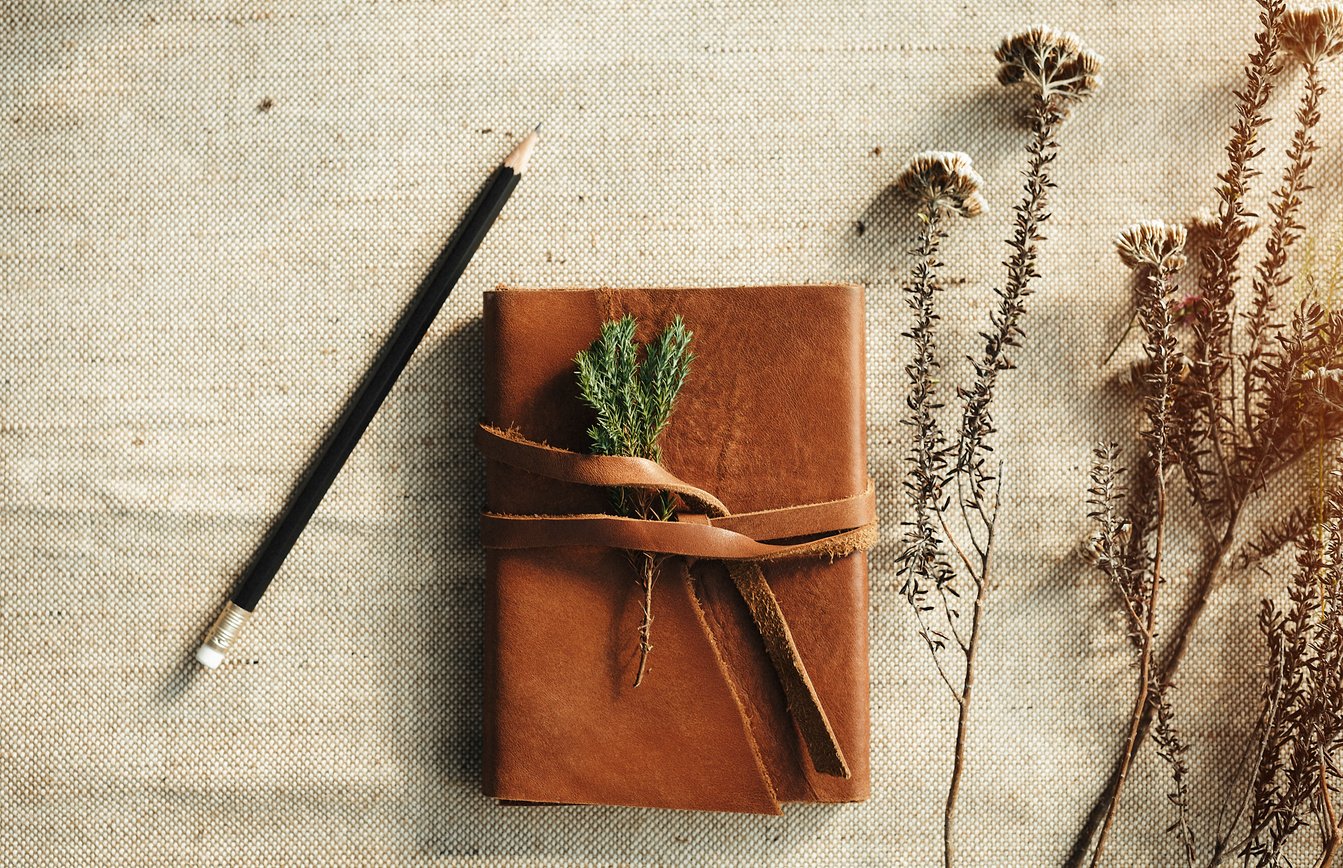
[728, 561, 851, 779]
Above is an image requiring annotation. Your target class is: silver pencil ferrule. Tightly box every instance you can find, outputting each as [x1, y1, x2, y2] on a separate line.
[195, 601, 251, 669]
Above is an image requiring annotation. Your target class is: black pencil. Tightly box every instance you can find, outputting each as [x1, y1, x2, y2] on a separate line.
[196, 128, 540, 668]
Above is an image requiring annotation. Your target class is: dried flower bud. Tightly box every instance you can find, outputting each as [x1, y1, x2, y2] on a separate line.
[894, 151, 988, 218]
[1280, 4, 1343, 65]
[1184, 210, 1260, 254]
[1115, 220, 1189, 272]
[995, 26, 1104, 104]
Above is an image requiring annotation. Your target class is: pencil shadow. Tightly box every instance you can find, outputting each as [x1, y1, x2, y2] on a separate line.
[156, 596, 227, 703]
[376, 312, 486, 791]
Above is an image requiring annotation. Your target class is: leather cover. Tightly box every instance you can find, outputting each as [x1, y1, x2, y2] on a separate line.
[480, 284, 871, 813]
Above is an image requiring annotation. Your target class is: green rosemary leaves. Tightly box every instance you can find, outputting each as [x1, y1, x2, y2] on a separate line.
[574, 314, 695, 686]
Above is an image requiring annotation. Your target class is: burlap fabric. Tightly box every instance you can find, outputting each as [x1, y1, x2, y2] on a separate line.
[3, 2, 1340, 864]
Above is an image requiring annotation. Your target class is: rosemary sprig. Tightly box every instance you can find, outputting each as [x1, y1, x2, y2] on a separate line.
[574, 314, 694, 686]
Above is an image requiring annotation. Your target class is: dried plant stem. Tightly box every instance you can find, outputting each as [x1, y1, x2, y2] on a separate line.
[1209, 647, 1285, 866]
[1070, 528, 1239, 866]
[1090, 489, 1164, 867]
[1154, 523, 1238, 693]
[1092, 245, 1182, 864]
[1320, 761, 1341, 868]
[905, 207, 952, 599]
[901, 204, 962, 705]
[633, 550, 658, 688]
[629, 490, 672, 688]
[901, 200, 974, 868]
[899, 30, 1096, 863]
[1244, 57, 1324, 439]
[1192, 0, 1283, 465]
[942, 96, 1058, 868]
[956, 99, 1062, 487]
[1087, 253, 1187, 865]
[945, 536, 990, 868]
[1091, 415, 1174, 863]
[940, 97, 1060, 868]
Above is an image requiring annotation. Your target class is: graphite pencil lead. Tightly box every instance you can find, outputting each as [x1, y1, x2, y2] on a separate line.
[503, 128, 540, 174]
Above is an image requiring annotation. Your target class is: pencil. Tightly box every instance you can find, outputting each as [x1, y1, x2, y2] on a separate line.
[195, 128, 540, 668]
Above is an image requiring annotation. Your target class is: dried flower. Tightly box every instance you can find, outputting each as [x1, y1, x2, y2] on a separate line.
[995, 26, 1104, 104]
[896, 26, 1100, 868]
[1073, 2, 1343, 865]
[1102, 223, 1190, 365]
[1184, 210, 1259, 255]
[894, 151, 988, 218]
[1280, 4, 1343, 64]
[1115, 220, 1189, 272]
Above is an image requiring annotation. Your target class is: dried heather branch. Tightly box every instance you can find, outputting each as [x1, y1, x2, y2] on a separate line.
[1241, 484, 1343, 865]
[1151, 685, 1198, 867]
[893, 149, 986, 867]
[893, 29, 1100, 868]
[896, 151, 984, 615]
[1089, 220, 1187, 867]
[1241, 7, 1340, 478]
[956, 28, 1103, 498]
[1068, 7, 1307, 862]
[1186, 0, 1285, 502]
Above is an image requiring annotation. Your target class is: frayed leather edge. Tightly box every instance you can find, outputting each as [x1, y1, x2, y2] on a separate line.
[683, 560, 782, 814]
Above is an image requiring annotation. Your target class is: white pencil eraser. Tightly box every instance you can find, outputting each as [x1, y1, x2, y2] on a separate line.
[195, 644, 225, 669]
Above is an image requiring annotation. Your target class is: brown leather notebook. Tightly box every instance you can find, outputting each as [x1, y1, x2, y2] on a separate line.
[479, 284, 873, 814]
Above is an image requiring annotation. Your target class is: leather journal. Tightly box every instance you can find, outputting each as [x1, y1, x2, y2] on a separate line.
[479, 284, 875, 814]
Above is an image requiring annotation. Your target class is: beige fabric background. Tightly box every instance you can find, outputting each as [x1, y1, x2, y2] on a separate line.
[3, 1, 1341, 864]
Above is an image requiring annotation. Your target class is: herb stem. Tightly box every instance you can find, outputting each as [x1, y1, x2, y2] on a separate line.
[1209, 651, 1284, 866]
[632, 550, 657, 688]
[1320, 759, 1340, 868]
[945, 508, 993, 868]
[1068, 525, 1239, 866]
[1090, 480, 1164, 867]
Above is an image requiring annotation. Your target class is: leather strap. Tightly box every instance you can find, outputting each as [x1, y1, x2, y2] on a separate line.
[475, 424, 729, 515]
[727, 561, 850, 778]
[476, 422, 875, 781]
[480, 500, 876, 560]
[477, 423, 875, 547]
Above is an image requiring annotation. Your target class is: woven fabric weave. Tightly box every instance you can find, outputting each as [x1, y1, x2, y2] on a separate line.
[2, 1, 1340, 864]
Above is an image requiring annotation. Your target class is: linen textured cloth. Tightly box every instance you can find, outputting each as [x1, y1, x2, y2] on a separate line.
[2, 1, 1341, 864]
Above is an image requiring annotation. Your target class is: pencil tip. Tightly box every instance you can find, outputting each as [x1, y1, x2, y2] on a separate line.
[534, 122, 542, 132]
[503, 127, 540, 174]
